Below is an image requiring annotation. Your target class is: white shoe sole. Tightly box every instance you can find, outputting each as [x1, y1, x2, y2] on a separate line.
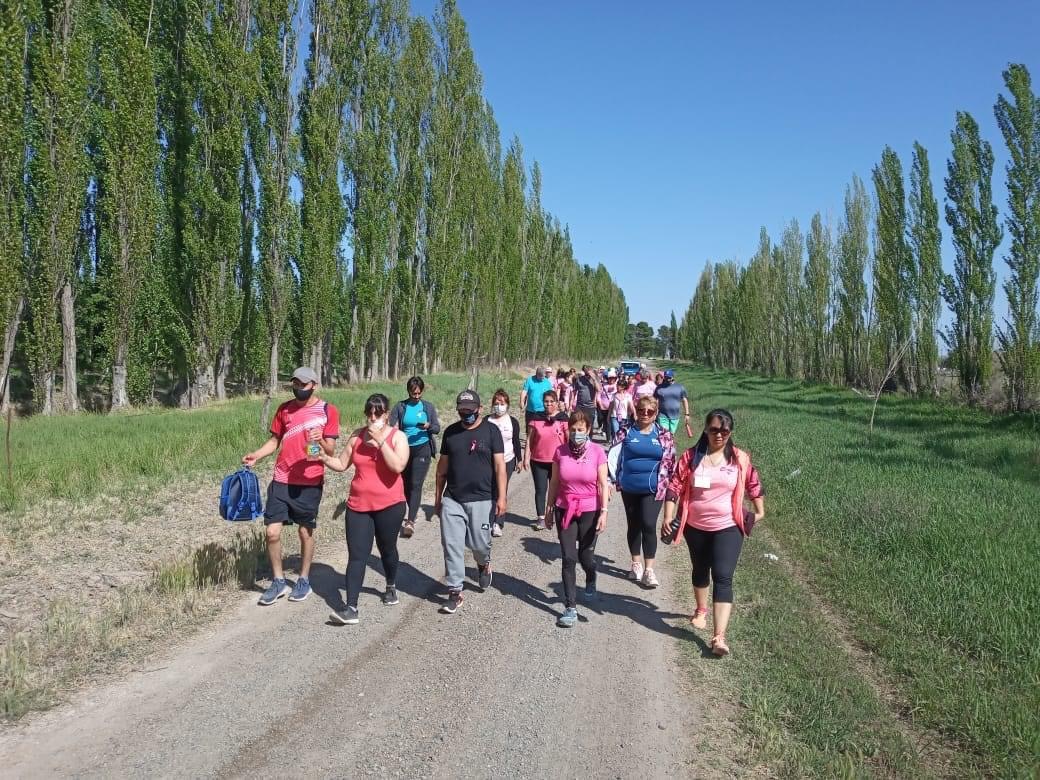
[330, 611, 359, 625]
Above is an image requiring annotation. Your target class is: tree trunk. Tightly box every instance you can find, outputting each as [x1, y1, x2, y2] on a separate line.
[183, 344, 213, 408]
[60, 281, 79, 412]
[215, 342, 230, 400]
[268, 332, 280, 397]
[111, 327, 129, 411]
[0, 296, 24, 414]
[309, 339, 323, 382]
[39, 372, 55, 415]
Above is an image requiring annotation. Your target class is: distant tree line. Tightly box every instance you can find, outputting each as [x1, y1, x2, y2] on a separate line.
[0, 0, 628, 414]
[676, 64, 1040, 411]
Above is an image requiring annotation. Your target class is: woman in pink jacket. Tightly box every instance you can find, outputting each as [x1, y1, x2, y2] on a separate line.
[661, 408, 764, 656]
[545, 410, 609, 628]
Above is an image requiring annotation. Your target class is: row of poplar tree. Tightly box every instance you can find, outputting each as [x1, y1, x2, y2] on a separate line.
[676, 64, 1040, 411]
[0, 0, 629, 414]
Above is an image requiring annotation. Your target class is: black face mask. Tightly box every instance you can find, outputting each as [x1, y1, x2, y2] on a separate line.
[293, 387, 314, 403]
[459, 410, 478, 425]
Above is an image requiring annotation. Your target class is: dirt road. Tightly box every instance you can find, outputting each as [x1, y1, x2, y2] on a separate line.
[0, 457, 738, 779]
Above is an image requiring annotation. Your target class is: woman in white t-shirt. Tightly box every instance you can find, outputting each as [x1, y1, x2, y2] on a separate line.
[484, 388, 522, 537]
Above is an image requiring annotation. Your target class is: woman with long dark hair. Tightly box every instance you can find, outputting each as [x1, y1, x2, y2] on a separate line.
[661, 408, 765, 655]
[321, 393, 411, 625]
[388, 376, 441, 538]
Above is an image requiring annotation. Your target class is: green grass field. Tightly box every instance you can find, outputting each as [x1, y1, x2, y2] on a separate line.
[0, 371, 504, 514]
[668, 363, 1040, 778]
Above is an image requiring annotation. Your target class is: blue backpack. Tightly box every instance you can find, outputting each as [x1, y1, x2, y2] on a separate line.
[219, 467, 264, 522]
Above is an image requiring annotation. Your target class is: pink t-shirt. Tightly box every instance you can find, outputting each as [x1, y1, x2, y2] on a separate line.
[634, 380, 657, 399]
[528, 417, 569, 463]
[687, 459, 739, 531]
[553, 442, 606, 505]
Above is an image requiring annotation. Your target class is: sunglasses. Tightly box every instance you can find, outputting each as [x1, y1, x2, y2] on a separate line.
[708, 427, 731, 437]
[636, 408, 657, 416]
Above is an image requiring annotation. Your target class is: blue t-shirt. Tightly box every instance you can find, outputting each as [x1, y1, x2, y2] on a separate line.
[654, 382, 688, 419]
[523, 376, 554, 412]
[400, 400, 430, 447]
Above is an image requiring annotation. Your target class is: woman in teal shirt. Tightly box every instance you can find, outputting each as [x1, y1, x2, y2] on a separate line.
[389, 376, 441, 537]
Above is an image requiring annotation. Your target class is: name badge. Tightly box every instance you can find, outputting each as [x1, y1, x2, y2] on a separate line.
[694, 473, 711, 489]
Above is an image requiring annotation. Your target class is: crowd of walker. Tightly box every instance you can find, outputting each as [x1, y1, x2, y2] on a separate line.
[242, 362, 765, 654]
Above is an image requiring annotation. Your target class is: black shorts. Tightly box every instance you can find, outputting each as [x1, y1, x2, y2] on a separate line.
[264, 482, 322, 527]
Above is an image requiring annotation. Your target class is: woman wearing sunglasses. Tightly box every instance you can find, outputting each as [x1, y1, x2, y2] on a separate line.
[660, 409, 764, 656]
[320, 393, 411, 625]
[607, 395, 675, 588]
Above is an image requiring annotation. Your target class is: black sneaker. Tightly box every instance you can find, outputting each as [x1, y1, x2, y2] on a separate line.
[382, 586, 399, 606]
[478, 563, 493, 591]
[330, 606, 359, 625]
[440, 590, 463, 614]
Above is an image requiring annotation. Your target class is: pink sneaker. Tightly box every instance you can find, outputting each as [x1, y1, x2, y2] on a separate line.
[629, 561, 644, 582]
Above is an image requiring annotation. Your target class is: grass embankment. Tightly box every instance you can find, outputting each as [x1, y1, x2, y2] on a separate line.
[0, 371, 487, 513]
[669, 364, 1040, 777]
[1, 370, 509, 719]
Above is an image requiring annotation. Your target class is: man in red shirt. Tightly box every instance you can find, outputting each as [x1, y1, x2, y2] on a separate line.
[243, 367, 340, 605]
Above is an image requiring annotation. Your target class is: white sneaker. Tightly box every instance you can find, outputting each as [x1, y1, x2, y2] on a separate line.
[642, 568, 660, 588]
[629, 561, 644, 581]
[491, 523, 503, 537]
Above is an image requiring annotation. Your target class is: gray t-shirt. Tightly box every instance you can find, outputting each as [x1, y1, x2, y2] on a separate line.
[575, 375, 597, 406]
[654, 382, 688, 419]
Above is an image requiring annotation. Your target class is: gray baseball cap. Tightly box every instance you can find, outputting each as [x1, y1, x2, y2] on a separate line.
[291, 366, 319, 384]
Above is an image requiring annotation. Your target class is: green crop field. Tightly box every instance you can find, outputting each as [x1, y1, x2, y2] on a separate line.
[668, 363, 1040, 777]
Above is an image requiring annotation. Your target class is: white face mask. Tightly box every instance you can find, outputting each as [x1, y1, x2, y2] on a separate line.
[493, 404, 508, 416]
[370, 418, 386, 431]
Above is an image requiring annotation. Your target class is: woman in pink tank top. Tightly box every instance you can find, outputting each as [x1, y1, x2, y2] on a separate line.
[320, 393, 410, 625]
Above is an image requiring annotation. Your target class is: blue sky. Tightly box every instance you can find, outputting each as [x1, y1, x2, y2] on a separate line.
[413, 0, 1040, 330]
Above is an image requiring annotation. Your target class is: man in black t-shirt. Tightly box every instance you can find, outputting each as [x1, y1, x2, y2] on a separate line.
[434, 389, 507, 614]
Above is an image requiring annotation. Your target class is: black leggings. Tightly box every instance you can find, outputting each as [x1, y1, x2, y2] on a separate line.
[345, 501, 406, 608]
[402, 446, 432, 523]
[556, 508, 598, 608]
[621, 491, 662, 559]
[683, 525, 743, 603]
[531, 460, 553, 518]
[492, 458, 516, 523]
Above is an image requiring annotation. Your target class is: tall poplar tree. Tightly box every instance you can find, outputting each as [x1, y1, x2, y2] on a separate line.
[834, 175, 871, 386]
[95, 2, 159, 409]
[252, 0, 300, 395]
[0, 3, 27, 410]
[25, 0, 91, 413]
[299, 0, 362, 381]
[872, 146, 914, 390]
[943, 111, 1002, 404]
[804, 212, 832, 382]
[994, 63, 1040, 411]
[908, 142, 942, 395]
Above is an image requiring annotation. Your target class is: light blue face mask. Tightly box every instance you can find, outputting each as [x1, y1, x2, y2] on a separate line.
[570, 431, 589, 446]
[459, 409, 479, 425]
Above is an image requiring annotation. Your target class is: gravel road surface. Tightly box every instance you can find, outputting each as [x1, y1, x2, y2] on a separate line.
[0, 456, 732, 779]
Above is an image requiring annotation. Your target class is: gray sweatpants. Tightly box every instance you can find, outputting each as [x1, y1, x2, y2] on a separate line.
[441, 494, 493, 591]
